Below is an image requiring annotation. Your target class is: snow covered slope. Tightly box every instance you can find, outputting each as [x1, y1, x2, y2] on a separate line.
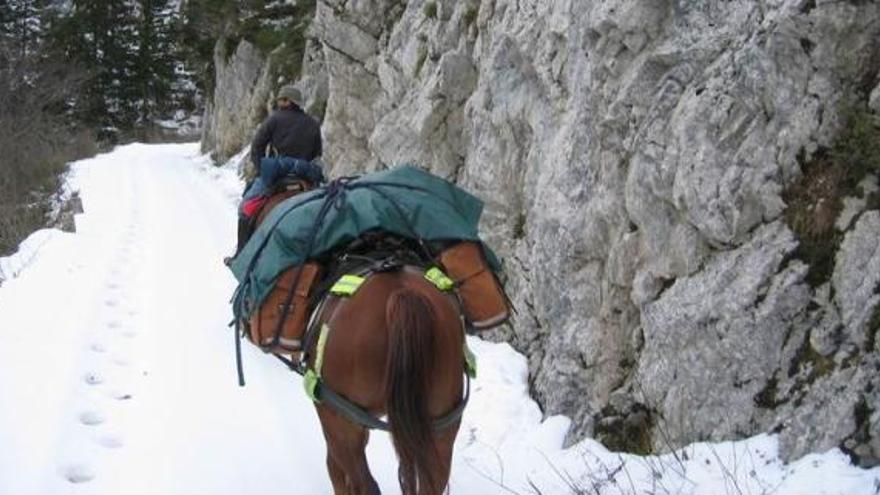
[0, 143, 877, 494]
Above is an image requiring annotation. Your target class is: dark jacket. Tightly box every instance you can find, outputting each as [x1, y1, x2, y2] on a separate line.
[250, 106, 322, 169]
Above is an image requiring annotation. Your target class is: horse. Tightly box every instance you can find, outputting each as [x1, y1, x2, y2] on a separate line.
[245, 177, 468, 494]
[310, 265, 465, 495]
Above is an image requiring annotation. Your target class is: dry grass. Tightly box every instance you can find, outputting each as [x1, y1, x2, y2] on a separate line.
[784, 156, 844, 241]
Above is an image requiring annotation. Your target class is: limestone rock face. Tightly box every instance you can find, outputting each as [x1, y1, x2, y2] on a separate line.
[201, 40, 275, 164]
[209, 0, 880, 464]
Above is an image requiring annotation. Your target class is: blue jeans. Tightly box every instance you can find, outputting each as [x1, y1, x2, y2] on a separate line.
[240, 157, 325, 214]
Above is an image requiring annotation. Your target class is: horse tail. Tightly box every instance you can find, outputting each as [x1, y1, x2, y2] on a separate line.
[384, 288, 440, 495]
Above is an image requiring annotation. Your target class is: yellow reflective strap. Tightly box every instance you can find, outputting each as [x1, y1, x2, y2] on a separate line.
[314, 323, 331, 377]
[425, 267, 454, 291]
[464, 341, 477, 379]
[330, 274, 366, 296]
[303, 323, 332, 403]
[303, 369, 320, 402]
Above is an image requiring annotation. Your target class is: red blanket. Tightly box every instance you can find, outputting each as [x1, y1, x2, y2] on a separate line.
[242, 196, 268, 217]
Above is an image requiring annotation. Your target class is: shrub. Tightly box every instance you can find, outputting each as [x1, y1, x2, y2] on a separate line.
[463, 6, 479, 28]
[0, 57, 95, 255]
[424, 1, 438, 19]
[783, 104, 880, 287]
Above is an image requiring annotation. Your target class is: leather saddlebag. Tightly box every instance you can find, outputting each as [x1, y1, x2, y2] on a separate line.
[438, 241, 510, 330]
[248, 262, 322, 353]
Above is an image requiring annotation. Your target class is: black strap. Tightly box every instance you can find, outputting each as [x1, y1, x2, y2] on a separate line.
[233, 176, 475, 325]
[273, 348, 469, 432]
[231, 186, 333, 321]
[313, 372, 471, 432]
[349, 180, 473, 220]
[265, 179, 354, 349]
[274, 353, 302, 373]
[234, 320, 245, 386]
[231, 175, 477, 388]
[353, 183, 436, 262]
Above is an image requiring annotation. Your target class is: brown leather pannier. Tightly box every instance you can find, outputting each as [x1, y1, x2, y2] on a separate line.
[438, 241, 510, 330]
[248, 262, 322, 354]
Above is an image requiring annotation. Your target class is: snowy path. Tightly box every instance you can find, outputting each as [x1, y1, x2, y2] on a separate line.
[1, 143, 878, 495]
[0, 144, 330, 494]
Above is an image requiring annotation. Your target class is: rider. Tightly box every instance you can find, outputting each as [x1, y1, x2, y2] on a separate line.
[249, 85, 323, 181]
[227, 86, 324, 263]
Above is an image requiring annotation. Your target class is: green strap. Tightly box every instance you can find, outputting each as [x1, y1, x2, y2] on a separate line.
[330, 274, 366, 296]
[304, 323, 332, 402]
[425, 267, 454, 291]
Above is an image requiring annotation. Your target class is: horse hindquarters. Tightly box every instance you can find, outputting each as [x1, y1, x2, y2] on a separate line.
[384, 288, 449, 495]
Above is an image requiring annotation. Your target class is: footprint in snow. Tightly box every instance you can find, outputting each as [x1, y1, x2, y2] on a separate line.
[107, 389, 133, 401]
[104, 299, 119, 308]
[84, 372, 103, 386]
[96, 433, 124, 449]
[112, 356, 131, 367]
[122, 330, 138, 338]
[78, 410, 106, 426]
[89, 342, 108, 353]
[106, 321, 122, 330]
[62, 463, 95, 484]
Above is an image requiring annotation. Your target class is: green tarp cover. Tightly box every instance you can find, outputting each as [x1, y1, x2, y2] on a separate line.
[230, 165, 498, 318]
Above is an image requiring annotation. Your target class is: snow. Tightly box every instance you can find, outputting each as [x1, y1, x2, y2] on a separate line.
[0, 142, 878, 495]
[155, 113, 202, 137]
[0, 228, 65, 284]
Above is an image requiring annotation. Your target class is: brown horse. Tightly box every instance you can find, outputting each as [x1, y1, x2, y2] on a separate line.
[309, 266, 465, 495]
[245, 182, 467, 494]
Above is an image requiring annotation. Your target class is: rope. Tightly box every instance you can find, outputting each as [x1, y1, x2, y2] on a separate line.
[231, 174, 483, 387]
[269, 178, 352, 349]
[233, 176, 477, 322]
[349, 180, 474, 220]
[351, 182, 436, 262]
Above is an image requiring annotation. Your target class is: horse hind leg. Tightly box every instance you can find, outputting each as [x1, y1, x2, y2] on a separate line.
[325, 452, 348, 494]
[425, 423, 460, 495]
[318, 406, 381, 495]
[359, 430, 382, 495]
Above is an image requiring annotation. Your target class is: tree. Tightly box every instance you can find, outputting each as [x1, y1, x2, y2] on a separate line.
[132, 0, 177, 123]
[49, 0, 140, 130]
[0, 1, 93, 254]
[0, 0, 46, 61]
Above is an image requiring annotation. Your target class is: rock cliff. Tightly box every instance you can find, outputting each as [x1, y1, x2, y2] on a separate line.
[204, 0, 880, 465]
[201, 39, 273, 164]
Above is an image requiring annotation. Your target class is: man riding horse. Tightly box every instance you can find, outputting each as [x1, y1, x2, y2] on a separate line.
[226, 86, 511, 495]
[228, 85, 324, 262]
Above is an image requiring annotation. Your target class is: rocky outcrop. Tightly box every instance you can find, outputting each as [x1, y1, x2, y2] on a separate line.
[206, 0, 880, 465]
[201, 39, 275, 164]
[201, 30, 330, 169]
[49, 191, 83, 234]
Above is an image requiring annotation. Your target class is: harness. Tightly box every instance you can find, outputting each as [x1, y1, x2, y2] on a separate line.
[276, 257, 476, 432]
[230, 175, 481, 432]
[231, 176, 474, 383]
